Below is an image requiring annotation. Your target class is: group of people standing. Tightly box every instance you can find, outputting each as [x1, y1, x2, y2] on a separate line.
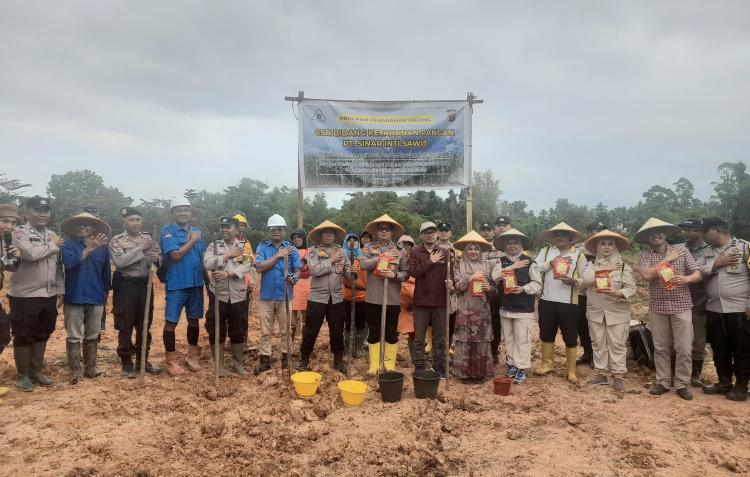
[0, 196, 748, 403]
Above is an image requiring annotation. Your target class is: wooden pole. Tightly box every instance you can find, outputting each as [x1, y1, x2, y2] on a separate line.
[213, 238, 221, 383]
[378, 278, 389, 374]
[139, 225, 158, 380]
[284, 255, 292, 375]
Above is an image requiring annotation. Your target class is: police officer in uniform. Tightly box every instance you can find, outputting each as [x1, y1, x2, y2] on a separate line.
[203, 217, 254, 375]
[233, 213, 257, 351]
[109, 207, 162, 377]
[9, 197, 64, 391]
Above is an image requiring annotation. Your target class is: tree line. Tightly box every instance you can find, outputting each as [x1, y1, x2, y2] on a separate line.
[1, 162, 748, 247]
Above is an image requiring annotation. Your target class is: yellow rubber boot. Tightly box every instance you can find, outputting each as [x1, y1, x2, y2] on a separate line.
[566, 347, 578, 383]
[534, 342, 555, 375]
[384, 343, 399, 371]
[367, 343, 380, 376]
[425, 327, 433, 354]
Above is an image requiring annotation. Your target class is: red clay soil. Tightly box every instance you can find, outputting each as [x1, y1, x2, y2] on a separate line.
[1, 277, 748, 477]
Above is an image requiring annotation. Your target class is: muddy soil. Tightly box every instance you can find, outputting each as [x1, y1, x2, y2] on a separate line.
[1, 277, 748, 477]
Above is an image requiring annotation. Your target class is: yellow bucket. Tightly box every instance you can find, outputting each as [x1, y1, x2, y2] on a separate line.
[338, 380, 368, 407]
[291, 371, 322, 398]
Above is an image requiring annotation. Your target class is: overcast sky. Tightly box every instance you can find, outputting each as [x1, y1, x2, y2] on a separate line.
[2, 1, 748, 211]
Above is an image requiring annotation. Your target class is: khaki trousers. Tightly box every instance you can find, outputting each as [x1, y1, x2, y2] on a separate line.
[500, 313, 533, 370]
[588, 317, 628, 375]
[649, 310, 693, 388]
[257, 300, 289, 357]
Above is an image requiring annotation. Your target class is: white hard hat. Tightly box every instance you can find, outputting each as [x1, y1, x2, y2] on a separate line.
[170, 196, 192, 210]
[267, 214, 287, 228]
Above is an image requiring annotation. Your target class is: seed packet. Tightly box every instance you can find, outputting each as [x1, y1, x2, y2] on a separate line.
[594, 270, 611, 292]
[655, 263, 675, 289]
[375, 255, 396, 278]
[552, 256, 571, 279]
[470, 276, 486, 297]
[501, 270, 518, 294]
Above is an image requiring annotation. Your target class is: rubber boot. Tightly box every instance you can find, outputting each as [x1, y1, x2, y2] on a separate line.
[534, 342, 555, 375]
[353, 328, 367, 358]
[690, 359, 705, 388]
[66, 341, 82, 384]
[407, 335, 416, 367]
[30, 341, 54, 386]
[425, 327, 433, 354]
[121, 355, 136, 379]
[83, 339, 101, 378]
[566, 347, 578, 383]
[230, 342, 246, 376]
[209, 343, 225, 377]
[281, 352, 289, 369]
[367, 343, 380, 376]
[333, 354, 347, 374]
[296, 357, 311, 371]
[164, 351, 186, 376]
[254, 354, 271, 375]
[184, 344, 201, 372]
[384, 343, 399, 371]
[14, 345, 34, 392]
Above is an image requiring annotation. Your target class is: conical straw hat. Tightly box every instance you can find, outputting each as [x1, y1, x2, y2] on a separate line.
[453, 230, 492, 252]
[634, 217, 680, 243]
[307, 220, 347, 245]
[541, 222, 583, 244]
[61, 212, 111, 237]
[495, 228, 532, 250]
[364, 214, 404, 239]
[583, 230, 630, 254]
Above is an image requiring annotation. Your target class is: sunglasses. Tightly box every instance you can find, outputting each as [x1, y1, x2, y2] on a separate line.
[377, 227, 393, 232]
[269, 227, 286, 233]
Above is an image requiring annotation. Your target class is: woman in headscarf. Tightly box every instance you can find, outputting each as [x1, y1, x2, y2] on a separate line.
[490, 228, 542, 384]
[359, 230, 373, 249]
[450, 231, 497, 382]
[291, 229, 311, 342]
[580, 230, 636, 391]
[342, 232, 368, 358]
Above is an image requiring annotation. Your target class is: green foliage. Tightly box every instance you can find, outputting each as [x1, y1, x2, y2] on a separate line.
[6, 163, 750, 245]
[46, 170, 132, 234]
[0, 173, 30, 203]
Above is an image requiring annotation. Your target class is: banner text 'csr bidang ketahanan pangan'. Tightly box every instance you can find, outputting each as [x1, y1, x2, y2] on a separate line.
[299, 100, 469, 189]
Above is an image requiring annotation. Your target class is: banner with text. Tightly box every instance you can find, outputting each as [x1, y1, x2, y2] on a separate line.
[299, 100, 469, 189]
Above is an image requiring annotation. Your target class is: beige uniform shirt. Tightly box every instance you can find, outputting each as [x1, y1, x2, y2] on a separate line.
[580, 262, 636, 325]
[109, 231, 156, 278]
[203, 239, 253, 304]
[360, 241, 409, 306]
[307, 244, 349, 305]
[9, 223, 64, 298]
[701, 239, 750, 314]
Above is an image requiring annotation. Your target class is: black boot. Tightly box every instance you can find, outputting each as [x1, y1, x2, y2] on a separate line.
[30, 341, 53, 386]
[14, 345, 34, 392]
[703, 379, 733, 395]
[690, 359, 705, 388]
[82, 339, 101, 379]
[135, 356, 163, 375]
[726, 376, 748, 402]
[354, 328, 367, 359]
[575, 350, 592, 366]
[297, 356, 311, 371]
[121, 356, 136, 379]
[254, 354, 271, 375]
[333, 354, 347, 374]
[281, 352, 289, 369]
[66, 341, 81, 384]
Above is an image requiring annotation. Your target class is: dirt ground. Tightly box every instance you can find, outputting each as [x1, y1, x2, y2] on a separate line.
[1, 276, 749, 477]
